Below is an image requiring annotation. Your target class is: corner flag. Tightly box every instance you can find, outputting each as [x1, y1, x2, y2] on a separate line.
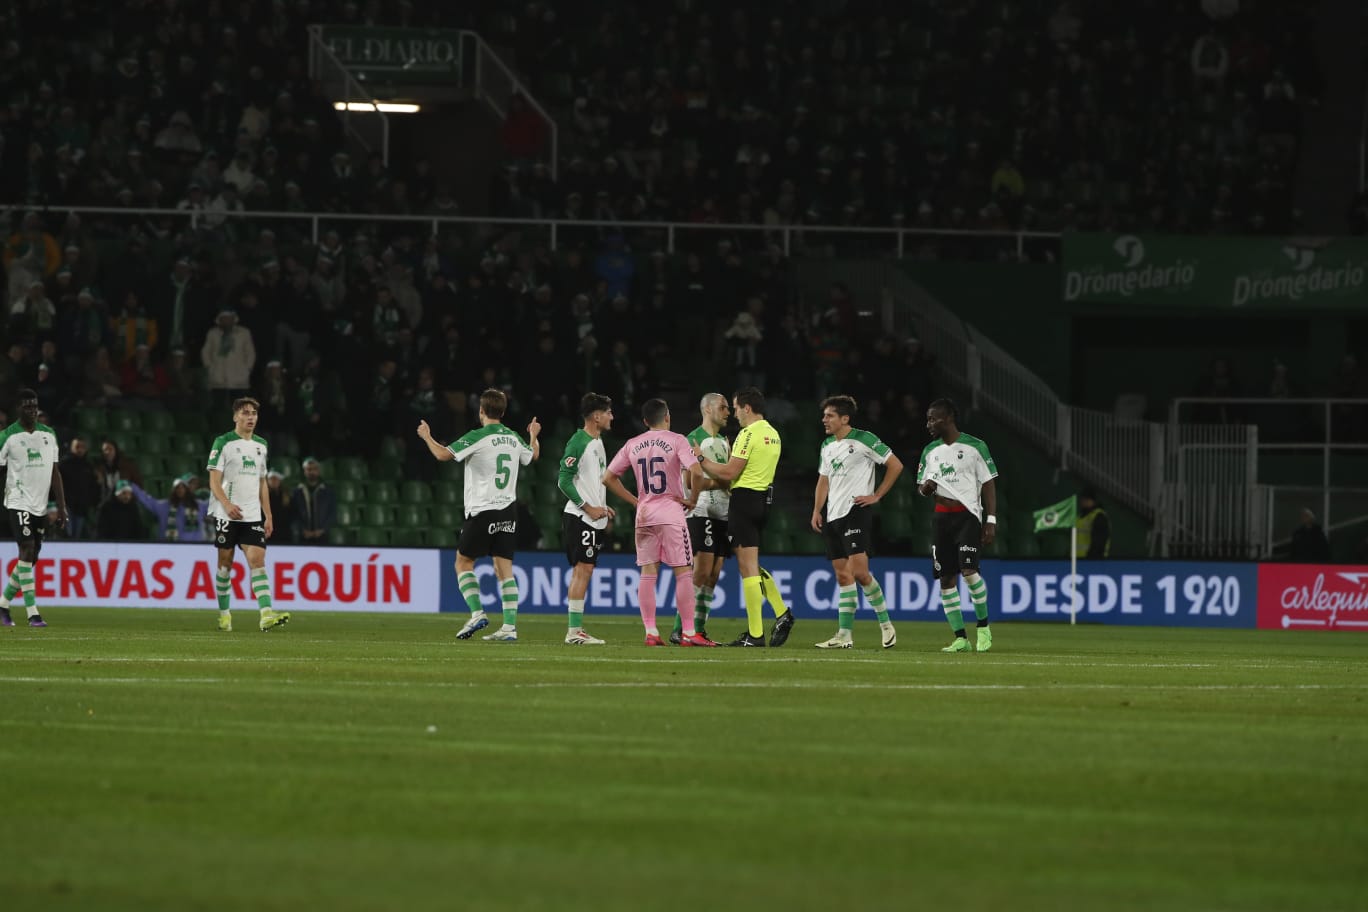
[1033, 495, 1077, 534]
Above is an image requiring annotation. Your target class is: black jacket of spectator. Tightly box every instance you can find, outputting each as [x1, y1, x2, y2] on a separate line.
[97, 497, 149, 542]
[291, 480, 337, 544]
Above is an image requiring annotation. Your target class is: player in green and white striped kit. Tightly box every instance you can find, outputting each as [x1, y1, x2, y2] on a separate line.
[417, 388, 540, 642]
[558, 393, 615, 645]
[0, 389, 67, 628]
[207, 397, 289, 632]
[809, 396, 903, 648]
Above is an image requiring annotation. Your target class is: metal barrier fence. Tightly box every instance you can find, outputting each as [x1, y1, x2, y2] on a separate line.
[307, 26, 391, 165]
[1170, 397, 1368, 546]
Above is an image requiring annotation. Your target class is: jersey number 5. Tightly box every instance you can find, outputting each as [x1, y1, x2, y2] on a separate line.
[494, 453, 512, 490]
[636, 456, 667, 495]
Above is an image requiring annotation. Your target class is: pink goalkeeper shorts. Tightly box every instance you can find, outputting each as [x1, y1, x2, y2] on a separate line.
[635, 522, 693, 568]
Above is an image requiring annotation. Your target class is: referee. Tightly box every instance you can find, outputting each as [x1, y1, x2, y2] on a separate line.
[695, 386, 796, 647]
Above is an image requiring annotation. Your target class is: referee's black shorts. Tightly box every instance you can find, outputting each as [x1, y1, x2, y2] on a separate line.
[727, 487, 770, 549]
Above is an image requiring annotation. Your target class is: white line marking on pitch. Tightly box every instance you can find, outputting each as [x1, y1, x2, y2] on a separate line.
[0, 674, 1364, 692]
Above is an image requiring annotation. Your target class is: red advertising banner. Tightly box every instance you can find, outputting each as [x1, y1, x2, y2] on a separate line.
[1256, 564, 1368, 630]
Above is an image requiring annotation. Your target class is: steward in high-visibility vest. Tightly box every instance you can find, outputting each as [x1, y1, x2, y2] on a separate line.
[1077, 489, 1110, 558]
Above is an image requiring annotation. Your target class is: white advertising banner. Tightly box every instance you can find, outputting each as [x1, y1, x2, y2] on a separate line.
[7, 543, 443, 613]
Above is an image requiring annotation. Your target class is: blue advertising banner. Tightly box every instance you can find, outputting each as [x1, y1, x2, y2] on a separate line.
[439, 552, 1259, 629]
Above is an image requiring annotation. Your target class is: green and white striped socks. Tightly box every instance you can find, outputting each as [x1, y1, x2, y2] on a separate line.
[458, 571, 483, 617]
[965, 572, 989, 626]
[251, 568, 272, 611]
[941, 586, 966, 636]
[500, 578, 519, 629]
[6, 561, 37, 617]
[216, 566, 232, 622]
[863, 579, 891, 625]
[837, 584, 857, 632]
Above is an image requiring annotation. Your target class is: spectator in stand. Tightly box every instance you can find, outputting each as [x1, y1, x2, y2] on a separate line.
[291, 457, 336, 545]
[266, 470, 290, 529]
[1289, 508, 1331, 563]
[163, 347, 201, 412]
[82, 346, 125, 407]
[58, 436, 100, 540]
[120, 344, 169, 407]
[96, 480, 150, 542]
[95, 437, 143, 504]
[129, 475, 209, 542]
[201, 308, 256, 410]
[9, 280, 56, 339]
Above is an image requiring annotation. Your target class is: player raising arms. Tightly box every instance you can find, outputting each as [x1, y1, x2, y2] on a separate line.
[207, 397, 288, 632]
[670, 392, 732, 645]
[603, 398, 717, 646]
[0, 389, 66, 628]
[418, 389, 540, 642]
[917, 398, 997, 653]
[694, 387, 796, 647]
[810, 395, 902, 649]
[558, 393, 615, 645]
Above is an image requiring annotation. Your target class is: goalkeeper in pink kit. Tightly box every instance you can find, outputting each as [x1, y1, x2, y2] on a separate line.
[603, 398, 720, 646]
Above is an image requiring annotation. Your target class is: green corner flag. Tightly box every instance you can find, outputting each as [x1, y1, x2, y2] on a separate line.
[1033, 495, 1078, 533]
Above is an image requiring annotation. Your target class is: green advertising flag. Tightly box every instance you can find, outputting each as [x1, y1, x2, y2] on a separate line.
[1033, 496, 1077, 534]
[1061, 233, 1368, 309]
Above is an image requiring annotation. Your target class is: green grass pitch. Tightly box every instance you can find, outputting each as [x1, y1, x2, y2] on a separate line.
[1, 609, 1364, 912]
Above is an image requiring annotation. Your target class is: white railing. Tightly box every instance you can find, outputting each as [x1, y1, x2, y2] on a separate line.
[1062, 406, 1165, 518]
[1171, 397, 1368, 544]
[21, 205, 1058, 258]
[1157, 424, 1263, 559]
[461, 32, 558, 179]
[307, 26, 391, 165]
[882, 273, 1266, 554]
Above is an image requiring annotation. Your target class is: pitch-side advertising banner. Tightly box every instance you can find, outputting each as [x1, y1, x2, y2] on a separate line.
[6, 543, 442, 612]
[1256, 564, 1368, 631]
[441, 553, 1262, 628]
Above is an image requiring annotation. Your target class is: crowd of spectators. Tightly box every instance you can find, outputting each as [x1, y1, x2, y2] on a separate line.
[0, 0, 1326, 240]
[0, 199, 937, 542]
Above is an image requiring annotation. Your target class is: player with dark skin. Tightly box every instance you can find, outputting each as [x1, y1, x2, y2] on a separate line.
[919, 403, 996, 548]
[1, 394, 70, 564]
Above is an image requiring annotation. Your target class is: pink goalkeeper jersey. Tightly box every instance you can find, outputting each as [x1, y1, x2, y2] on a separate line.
[607, 429, 698, 527]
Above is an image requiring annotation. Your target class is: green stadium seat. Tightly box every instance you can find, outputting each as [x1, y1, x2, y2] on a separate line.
[400, 480, 430, 503]
[368, 459, 402, 482]
[172, 433, 203, 458]
[390, 528, 425, 547]
[73, 406, 106, 437]
[378, 436, 404, 462]
[395, 504, 428, 528]
[368, 481, 398, 504]
[330, 527, 356, 546]
[427, 528, 458, 548]
[355, 526, 390, 546]
[431, 483, 462, 505]
[144, 411, 175, 433]
[109, 410, 141, 434]
[174, 411, 209, 435]
[332, 480, 362, 503]
[138, 434, 168, 455]
[333, 458, 367, 482]
[362, 504, 394, 526]
[335, 503, 362, 527]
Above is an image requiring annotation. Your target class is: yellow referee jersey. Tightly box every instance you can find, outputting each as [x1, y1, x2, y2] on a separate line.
[732, 419, 782, 491]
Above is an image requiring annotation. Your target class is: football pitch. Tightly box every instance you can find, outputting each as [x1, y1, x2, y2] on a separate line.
[1, 610, 1364, 912]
